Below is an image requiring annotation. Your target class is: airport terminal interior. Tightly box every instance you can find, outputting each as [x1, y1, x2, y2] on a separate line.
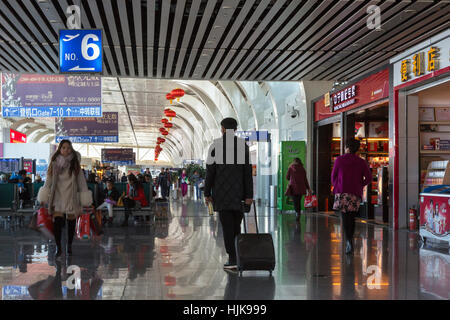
[0, 1, 449, 300]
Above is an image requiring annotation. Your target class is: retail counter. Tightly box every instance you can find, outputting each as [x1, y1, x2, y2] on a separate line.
[420, 185, 450, 244]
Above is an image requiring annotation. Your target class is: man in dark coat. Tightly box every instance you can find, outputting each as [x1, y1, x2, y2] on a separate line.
[204, 118, 253, 270]
[157, 168, 171, 199]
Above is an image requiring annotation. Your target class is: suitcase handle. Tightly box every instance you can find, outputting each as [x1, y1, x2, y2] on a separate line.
[242, 201, 258, 234]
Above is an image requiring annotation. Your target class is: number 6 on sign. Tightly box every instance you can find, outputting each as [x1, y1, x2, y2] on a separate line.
[81, 34, 100, 61]
[60, 29, 102, 73]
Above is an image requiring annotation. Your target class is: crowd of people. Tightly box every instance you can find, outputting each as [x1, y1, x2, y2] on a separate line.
[3, 117, 372, 266]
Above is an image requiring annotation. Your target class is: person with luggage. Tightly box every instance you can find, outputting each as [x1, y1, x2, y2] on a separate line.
[96, 180, 120, 226]
[121, 173, 149, 227]
[37, 139, 93, 259]
[204, 117, 253, 270]
[331, 138, 371, 254]
[285, 158, 311, 222]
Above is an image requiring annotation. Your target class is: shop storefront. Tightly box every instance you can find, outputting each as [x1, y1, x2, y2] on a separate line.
[312, 68, 390, 224]
[390, 29, 450, 236]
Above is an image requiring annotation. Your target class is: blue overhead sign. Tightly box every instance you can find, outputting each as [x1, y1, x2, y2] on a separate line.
[3, 106, 101, 118]
[60, 29, 103, 73]
[236, 131, 270, 142]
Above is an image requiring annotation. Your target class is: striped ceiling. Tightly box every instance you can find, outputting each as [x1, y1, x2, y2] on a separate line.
[0, 0, 448, 81]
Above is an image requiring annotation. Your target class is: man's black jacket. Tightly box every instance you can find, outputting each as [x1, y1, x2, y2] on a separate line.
[204, 134, 253, 212]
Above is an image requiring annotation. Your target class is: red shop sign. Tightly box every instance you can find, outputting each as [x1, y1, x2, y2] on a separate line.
[10, 129, 27, 143]
[314, 68, 389, 122]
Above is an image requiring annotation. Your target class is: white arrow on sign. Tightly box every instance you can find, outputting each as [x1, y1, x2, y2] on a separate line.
[69, 65, 95, 71]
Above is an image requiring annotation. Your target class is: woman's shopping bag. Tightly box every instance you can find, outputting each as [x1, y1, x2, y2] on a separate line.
[76, 212, 91, 240]
[36, 207, 54, 240]
[304, 193, 318, 208]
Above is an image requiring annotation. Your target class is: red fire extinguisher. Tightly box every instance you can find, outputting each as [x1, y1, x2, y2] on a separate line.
[409, 206, 417, 231]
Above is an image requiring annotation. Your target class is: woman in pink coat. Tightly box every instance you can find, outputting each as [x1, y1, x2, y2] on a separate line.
[285, 158, 311, 222]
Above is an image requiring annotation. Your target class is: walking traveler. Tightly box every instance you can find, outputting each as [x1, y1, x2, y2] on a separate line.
[97, 180, 120, 226]
[121, 173, 149, 227]
[157, 168, 171, 199]
[191, 171, 202, 201]
[331, 138, 371, 254]
[204, 118, 253, 270]
[180, 169, 188, 200]
[37, 140, 93, 259]
[121, 172, 128, 183]
[285, 158, 311, 222]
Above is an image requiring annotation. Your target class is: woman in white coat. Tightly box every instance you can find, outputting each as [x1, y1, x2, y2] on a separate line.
[37, 140, 93, 259]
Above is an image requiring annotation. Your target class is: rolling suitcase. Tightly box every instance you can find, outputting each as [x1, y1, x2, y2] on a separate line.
[235, 202, 275, 276]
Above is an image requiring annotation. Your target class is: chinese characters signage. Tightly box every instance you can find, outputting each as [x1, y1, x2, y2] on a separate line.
[9, 129, 27, 143]
[55, 112, 118, 143]
[393, 34, 450, 87]
[1, 73, 102, 118]
[331, 85, 357, 112]
[101, 148, 135, 165]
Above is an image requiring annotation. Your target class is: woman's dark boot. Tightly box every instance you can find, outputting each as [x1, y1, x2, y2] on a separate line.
[67, 219, 76, 256]
[53, 217, 64, 259]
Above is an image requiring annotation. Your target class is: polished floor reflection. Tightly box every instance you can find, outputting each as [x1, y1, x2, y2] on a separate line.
[0, 199, 448, 300]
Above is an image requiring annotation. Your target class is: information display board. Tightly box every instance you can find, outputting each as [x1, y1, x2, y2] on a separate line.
[1, 73, 101, 118]
[55, 112, 118, 143]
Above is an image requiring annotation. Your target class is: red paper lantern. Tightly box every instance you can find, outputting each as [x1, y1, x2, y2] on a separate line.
[164, 109, 177, 121]
[171, 88, 185, 102]
[164, 122, 173, 131]
[166, 93, 174, 104]
[161, 118, 169, 124]
[161, 131, 168, 136]
[159, 128, 167, 134]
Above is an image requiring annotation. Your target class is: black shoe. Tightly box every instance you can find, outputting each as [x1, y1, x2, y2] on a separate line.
[223, 260, 237, 269]
[345, 240, 353, 254]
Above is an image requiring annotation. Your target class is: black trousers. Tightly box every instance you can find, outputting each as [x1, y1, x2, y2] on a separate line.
[219, 210, 244, 262]
[341, 211, 356, 241]
[290, 195, 302, 215]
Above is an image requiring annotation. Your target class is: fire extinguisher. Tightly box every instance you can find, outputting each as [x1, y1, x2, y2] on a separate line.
[409, 206, 417, 231]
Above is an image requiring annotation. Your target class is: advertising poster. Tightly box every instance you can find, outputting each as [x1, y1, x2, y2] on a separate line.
[419, 193, 450, 242]
[1, 73, 101, 118]
[369, 122, 389, 138]
[277, 141, 306, 211]
[55, 112, 118, 143]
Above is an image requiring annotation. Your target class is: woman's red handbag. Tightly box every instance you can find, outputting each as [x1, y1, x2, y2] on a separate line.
[304, 193, 318, 208]
[36, 207, 54, 240]
[76, 212, 91, 240]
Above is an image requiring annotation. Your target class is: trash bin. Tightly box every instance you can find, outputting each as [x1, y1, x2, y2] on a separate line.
[270, 185, 277, 208]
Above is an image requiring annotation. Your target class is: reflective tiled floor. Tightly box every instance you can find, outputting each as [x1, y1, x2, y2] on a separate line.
[0, 199, 448, 300]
